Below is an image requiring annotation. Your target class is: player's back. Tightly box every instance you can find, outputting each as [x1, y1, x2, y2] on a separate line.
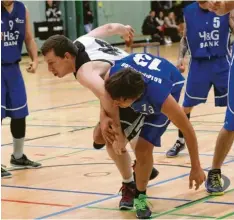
[110, 53, 184, 91]
[74, 35, 128, 64]
[110, 53, 185, 114]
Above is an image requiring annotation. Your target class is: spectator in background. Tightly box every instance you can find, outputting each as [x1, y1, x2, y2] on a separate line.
[156, 11, 165, 26]
[142, 10, 164, 44]
[83, 1, 93, 33]
[164, 11, 181, 43]
[45, 0, 61, 22]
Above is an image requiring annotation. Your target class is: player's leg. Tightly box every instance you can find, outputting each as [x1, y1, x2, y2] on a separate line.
[133, 113, 171, 219]
[167, 59, 211, 157]
[1, 66, 12, 179]
[93, 122, 105, 149]
[93, 111, 159, 181]
[5, 64, 41, 168]
[206, 57, 234, 195]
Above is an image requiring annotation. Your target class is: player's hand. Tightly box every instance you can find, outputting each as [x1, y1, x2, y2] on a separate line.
[26, 61, 38, 73]
[112, 139, 127, 155]
[100, 116, 115, 144]
[207, 1, 227, 15]
[113, 130, 127, 155]
[189, 166, 206, 190]
[177, 58, 186, 73]
[123, 25, 134, 46]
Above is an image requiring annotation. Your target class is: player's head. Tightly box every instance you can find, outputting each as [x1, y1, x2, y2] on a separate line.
[197, 1, 209, 10]
[41, 35, 78, 78]
[105, 68, 145, 108]
[2, 1, 14, 6]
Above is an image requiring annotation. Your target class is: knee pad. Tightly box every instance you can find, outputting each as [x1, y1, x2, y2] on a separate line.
[10, 117, 26, 139]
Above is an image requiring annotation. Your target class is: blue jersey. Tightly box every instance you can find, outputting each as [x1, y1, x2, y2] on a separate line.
[1, 1, 26, 64]
[184, 2, 230, 58]
[110, 53, 185, 115]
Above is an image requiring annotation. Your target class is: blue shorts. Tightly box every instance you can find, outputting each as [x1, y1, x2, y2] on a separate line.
[1, 63, 29, 119]
[224, 56, 234, 131]
[183, 56, 229, 107]
[120, 85, 183, 147]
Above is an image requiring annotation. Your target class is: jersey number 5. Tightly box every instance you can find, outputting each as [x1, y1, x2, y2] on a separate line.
[213, 17, 220, 28]
[133, 54, 161, 71]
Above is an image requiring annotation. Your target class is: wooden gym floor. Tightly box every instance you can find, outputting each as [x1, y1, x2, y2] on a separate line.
[1, 44, 234, 219]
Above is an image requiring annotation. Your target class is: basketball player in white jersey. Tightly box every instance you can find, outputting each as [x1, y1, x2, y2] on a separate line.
[41, 23, 158, 210]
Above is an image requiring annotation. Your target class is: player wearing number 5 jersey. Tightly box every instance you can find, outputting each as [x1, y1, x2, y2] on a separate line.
[97, 53, 205, 219]
[166, 1, 234, 158]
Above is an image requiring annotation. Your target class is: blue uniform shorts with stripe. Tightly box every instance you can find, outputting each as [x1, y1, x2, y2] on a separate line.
[183, 56, 229, 107]
[224, 57, 234, 131]
[1, 63, 29, 119]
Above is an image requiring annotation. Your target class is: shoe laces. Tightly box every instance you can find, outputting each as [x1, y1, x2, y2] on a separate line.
[119, 184, 135, 202]
[171, 141, 182, 152]
[18, 155, 35, 166]
[135, 194, 152, 211]
[209, 172, 222, 188]
[1, 167, 7, 172]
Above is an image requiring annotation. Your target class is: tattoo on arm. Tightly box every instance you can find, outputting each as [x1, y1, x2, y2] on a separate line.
[178, 37, 188, 60]
[229, 11, 234, 33]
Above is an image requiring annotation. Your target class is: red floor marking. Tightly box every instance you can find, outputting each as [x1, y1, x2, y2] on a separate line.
[2, 199, 71, 207]
[35, 154, 46, 156]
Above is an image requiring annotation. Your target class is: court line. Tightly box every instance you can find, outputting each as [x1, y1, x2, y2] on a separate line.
[1, 199, 71, 207]
[1, 185, 114, 196]
[216, 212, 234, 219]
[3, 144, 234, 158]
[31, 100, 96, 113]
[1, 124, 89, 128]
[34, 158, 234, 219]
[87, 206, 216, 219]
[1, 126, 94, 147]
[2, 184, 234, 207]
[151, 188, 234, 219]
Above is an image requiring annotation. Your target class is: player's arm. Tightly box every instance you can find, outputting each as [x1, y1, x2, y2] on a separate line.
[177, 22, 188, 73]
[76, 62, 124, 151]
[229, 11, 234, 33]
[161, 95, 206, 189]
[24, 6, 38, 73]
[86, 23, 134, 42]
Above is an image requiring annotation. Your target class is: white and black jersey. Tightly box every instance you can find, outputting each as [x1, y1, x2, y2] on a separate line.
[73, 36, 128, 75]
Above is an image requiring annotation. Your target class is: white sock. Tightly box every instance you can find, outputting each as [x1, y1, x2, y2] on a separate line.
[178, 138, 185, 144]
[13, 137, 24, 159]
[123, 175, 134, 183]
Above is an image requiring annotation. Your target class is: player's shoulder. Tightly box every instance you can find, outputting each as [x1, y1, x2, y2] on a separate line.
[74, 35, 95, 45]
[15, 1, 26, 9]
[183, 2, 198, 13]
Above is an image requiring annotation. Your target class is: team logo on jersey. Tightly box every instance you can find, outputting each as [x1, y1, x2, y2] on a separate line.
[95, 39, 122, 56]
[199, 17, 221, 49]
[2, 20, 20, 47]
[15, 18, 24, 23]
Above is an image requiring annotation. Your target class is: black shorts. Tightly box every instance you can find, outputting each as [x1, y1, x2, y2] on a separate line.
[119, 107, 145, 141]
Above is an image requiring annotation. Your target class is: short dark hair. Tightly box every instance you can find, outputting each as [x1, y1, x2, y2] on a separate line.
[41, 35, 78, 58]
[105, 68, 145, 100]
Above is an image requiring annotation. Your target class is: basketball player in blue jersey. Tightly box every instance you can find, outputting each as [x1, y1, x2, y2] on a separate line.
[41, 23, 160, 211]
[200, 1, 234, 195]
[96, 53, 206, 219]
[166, 1, 234, 159]
[1, 0, 41, 178]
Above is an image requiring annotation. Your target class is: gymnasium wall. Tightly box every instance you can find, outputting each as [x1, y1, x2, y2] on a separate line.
[21, 1, 151, 53]
[96, 1, 151, 43]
